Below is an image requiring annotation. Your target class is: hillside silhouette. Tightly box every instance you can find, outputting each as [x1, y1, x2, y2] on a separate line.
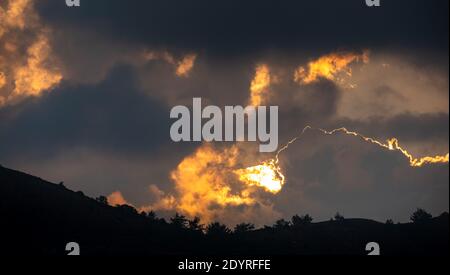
[0, 165, 448, 256]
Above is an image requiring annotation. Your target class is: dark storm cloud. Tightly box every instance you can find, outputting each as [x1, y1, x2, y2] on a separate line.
[333, 112, 449, 144]
[0, 0, 447, 226]
[36, 0, 449, 56]
[274, 129, 449, 222]
[0, 65, 171, 160]
[273, 79, 343, 142]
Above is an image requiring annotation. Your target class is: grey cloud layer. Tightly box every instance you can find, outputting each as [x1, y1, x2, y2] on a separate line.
[0, 0, 448, 225]
[0, 66, 171, 160]
[37, 0, 449, 56]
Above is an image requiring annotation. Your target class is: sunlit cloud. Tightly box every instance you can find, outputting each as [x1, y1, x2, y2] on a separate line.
[122, 144, 281, 225]
[176, 54, 197, 77]
[0, 0, 30, 33]
[0, 0, 62, 106]
[0, 71, 6, 89]
[144, 50, 197, 78]
[294, 51, 369, 85]
[249, 64, 272, 106]
[12, 34, 62, 97]
[107, 191, 130, 206]
[166, 144, 256, 222]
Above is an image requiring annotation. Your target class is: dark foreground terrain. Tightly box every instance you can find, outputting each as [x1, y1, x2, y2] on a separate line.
[0, 165, 448, 256]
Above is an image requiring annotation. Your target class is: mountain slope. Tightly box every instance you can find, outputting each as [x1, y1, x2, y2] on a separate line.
[0, 165, 448, 255]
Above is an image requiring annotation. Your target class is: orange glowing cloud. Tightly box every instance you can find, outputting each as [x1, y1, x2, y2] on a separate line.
[235, 159, 285, 194]
[107, 191, 130, 206]
[169, 144, 255, 221]
[294, 51, 369, 85]
[133, 144, 281, 224]
[144, 50, 197, 78]
[316, 127, 449, 167]
[0, 72, 6, 89]
[0, 0, 62, 106]
[12, 34, 62, 97]
[386, 138, 449, 167]
[0, 0, 30, 34]
[176, 54, 197, 77]
[249, 64, 271, 106]
[134, 124, 447, 225]
[140, 184, 177, 212]
[279, 126, 449, 169]
[234, 124, 449, 213]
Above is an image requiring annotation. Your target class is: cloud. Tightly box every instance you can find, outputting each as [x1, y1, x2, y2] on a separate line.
[12, 34, 62, 96]
[0, 66, 171, 159]
[140, 143, 281, 226]
[0, 72, 5, 88]
[0, 0, 448, 226]
[36, 0, 449, 56]
[337, 52, 449, 120]
[249, 64, 272, 106]
[0, 0, 62, 106]
[294, 51, 369, 85]
[175, 54, 197, 77]
[2, 50, 448, 226]
[144, 50, 197, 78]
[336, 113, 449, 142]
[107, 191, 129, 206]
[273, 129, 449, 222]
[0, 0, 30, 32]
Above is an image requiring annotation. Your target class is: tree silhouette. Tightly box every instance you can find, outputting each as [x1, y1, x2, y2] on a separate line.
[234, 223, 255, 234]
[146, 210, 157, 220]
[206, 222, 232, 237]
[410, 208, 432, 223]
[117, 204, 138, 215]
[2, 163, 449, 256]
[273, 219, 291, 229]
[95, 196, 108, 205]
[292, 214, 313, 227]
[170, 213, 188, 229]
[188, 216, 205, 232]
[386, 219, 394, 225]
[334, 212, 345, 222]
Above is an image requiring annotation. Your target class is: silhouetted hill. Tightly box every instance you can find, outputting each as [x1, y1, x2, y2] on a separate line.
[0, 165, 448, 255]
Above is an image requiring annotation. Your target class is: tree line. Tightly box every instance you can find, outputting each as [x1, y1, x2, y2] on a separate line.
[95, 195, 435, 236]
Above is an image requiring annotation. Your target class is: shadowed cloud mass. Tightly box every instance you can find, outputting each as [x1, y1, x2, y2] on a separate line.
[0, 0, 448, 227]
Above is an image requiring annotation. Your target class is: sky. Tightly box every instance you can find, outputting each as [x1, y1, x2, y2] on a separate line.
[0, 0, 448, 226]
